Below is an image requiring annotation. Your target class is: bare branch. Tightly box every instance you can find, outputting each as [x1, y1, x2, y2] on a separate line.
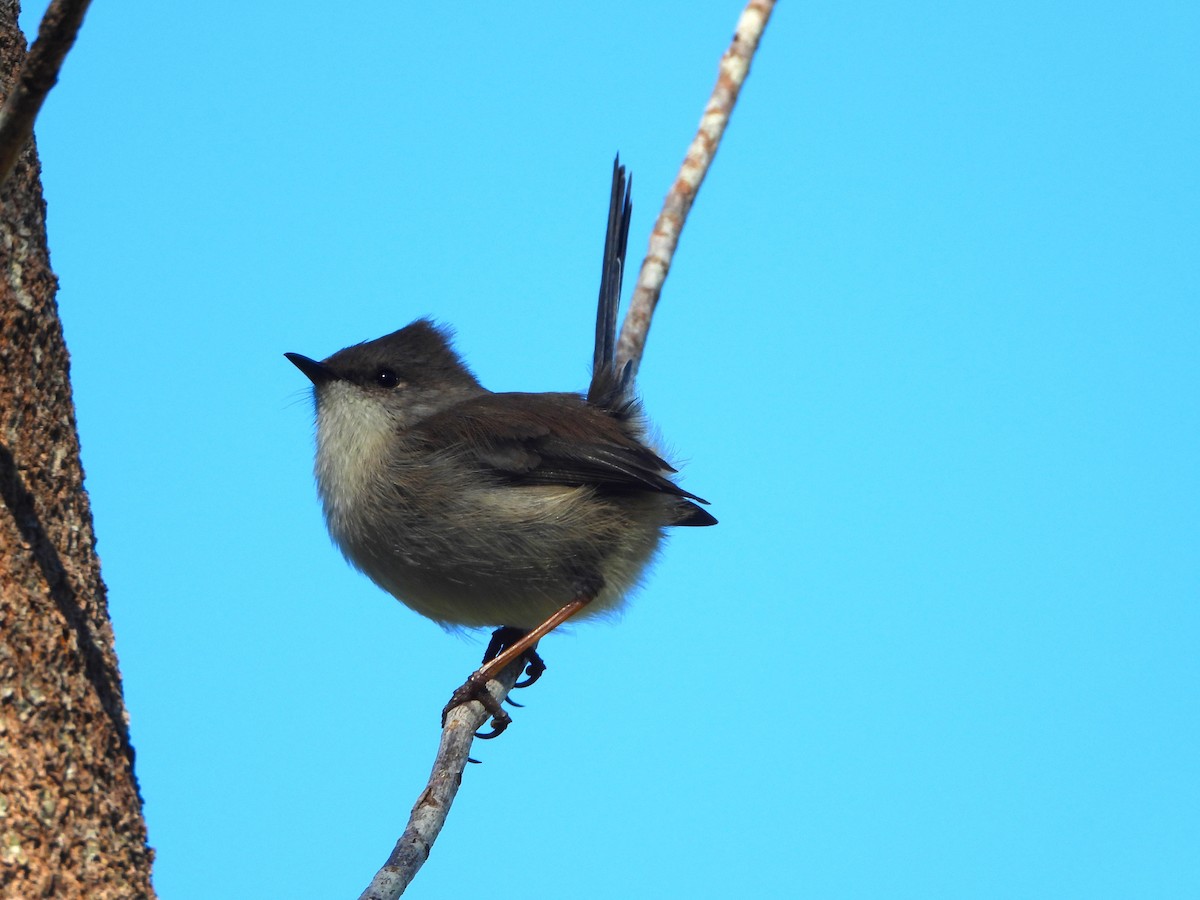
[0, 0, 92, 186]
[358, 658, 525, 900]
[364, 3, 776, 894]
[616, 0, 776, 375]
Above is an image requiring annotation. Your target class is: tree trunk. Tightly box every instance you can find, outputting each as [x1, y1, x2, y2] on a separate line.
[0, 3, 155, 896]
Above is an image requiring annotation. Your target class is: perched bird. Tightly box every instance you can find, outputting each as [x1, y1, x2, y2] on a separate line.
[287, 159, 714, 734]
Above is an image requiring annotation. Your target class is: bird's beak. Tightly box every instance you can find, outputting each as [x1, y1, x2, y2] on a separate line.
[285, 352, 335, 386]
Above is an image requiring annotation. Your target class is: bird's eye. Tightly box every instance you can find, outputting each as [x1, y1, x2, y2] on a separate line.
[374, 368, 400, 388]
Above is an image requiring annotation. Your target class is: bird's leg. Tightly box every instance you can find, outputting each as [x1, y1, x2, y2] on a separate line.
[442, 596, 590, 739]
[480, 626, 545, 689]
[482, 626, 523, 663]
[476, 597, 587, 683]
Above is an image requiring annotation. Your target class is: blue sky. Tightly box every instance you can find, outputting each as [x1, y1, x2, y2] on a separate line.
[22, 1, 1198, 897]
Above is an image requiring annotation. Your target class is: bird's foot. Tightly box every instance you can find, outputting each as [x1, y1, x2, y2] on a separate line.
[442, 670, 513, 740]
[441, 627, 551, 738]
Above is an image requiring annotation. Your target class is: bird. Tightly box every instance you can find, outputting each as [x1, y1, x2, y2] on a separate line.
[286, 158, 715, 735]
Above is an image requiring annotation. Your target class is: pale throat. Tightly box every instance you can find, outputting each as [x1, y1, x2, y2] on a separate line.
[313, 383, 396, 523]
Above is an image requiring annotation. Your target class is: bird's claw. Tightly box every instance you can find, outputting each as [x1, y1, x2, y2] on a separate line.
[514, 650, 546, 689]
[473, 716, 511, 740]
[442, 671, 513, 739]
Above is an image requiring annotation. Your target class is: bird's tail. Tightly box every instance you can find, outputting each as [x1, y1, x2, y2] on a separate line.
[587, 156, 634, 411]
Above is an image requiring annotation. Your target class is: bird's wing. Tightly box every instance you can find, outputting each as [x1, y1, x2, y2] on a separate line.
[409, 392, 710, 505]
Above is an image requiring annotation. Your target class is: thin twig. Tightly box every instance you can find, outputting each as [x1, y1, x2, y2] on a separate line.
[615, 0, 776, 375]
[364, 3, 776, 895]
[0, 0, 92, 187]
[357, 658, 524, 900]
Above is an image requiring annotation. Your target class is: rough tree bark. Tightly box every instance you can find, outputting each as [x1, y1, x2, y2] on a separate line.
[0, 3, 155, 897]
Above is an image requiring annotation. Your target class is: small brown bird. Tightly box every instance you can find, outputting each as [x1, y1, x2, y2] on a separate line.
[287, 159, 714, 734]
